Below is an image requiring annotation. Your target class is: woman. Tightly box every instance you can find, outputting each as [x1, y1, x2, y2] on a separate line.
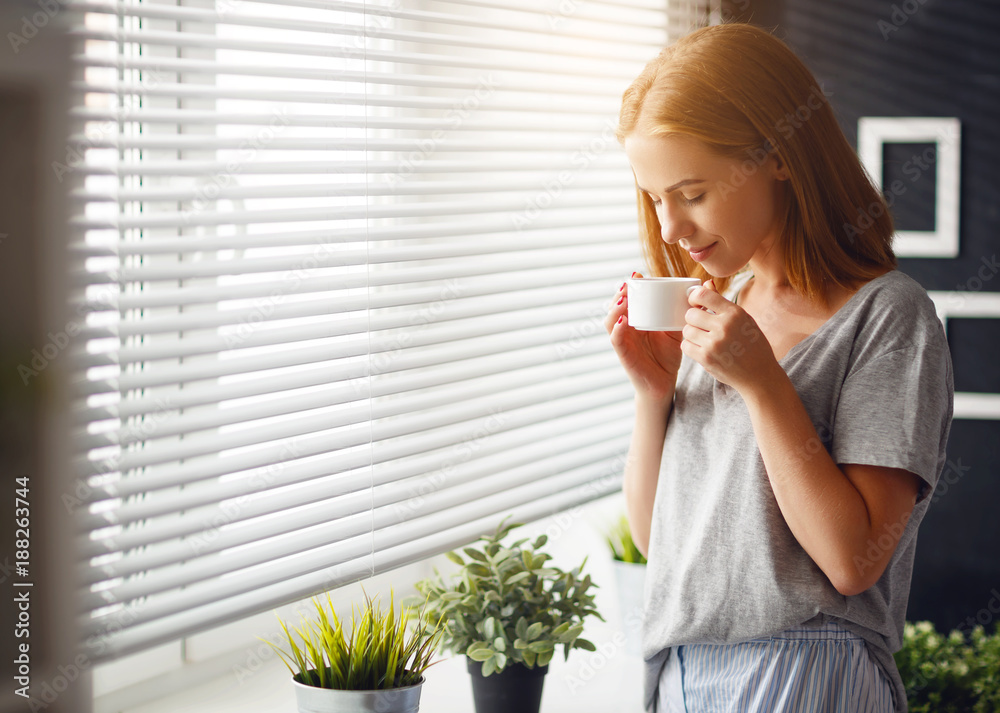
[605, 23, 953, 713]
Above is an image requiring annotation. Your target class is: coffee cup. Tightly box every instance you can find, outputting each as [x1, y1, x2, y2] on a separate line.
[626, 277, 702, 331]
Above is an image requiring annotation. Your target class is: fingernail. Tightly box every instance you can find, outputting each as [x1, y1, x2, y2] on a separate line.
[617, 315, 624, 324]
[631, 271, 638, 278]
[617, 296, 623, 305]
[619, 282, 626, 291]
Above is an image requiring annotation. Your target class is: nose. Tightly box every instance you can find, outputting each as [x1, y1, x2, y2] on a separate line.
[657, 202, 693, 245]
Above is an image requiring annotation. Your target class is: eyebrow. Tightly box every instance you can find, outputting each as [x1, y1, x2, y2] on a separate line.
[636, 179, 705, 194]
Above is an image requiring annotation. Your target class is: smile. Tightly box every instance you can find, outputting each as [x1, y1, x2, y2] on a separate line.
[687, 242, 717, 262]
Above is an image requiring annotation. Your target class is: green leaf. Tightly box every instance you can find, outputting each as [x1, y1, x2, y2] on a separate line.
[481, 656, 497, 677]
[467, 563, 491, 578]
[527, 641, 553, 654]
[493, 652, 507, 671]
[533, 534, 548, 549]
[445, 551, 465, 566]
[521, 550, 535, 570]
[467, 643, 493, 662]
[525, 622, 544, 641]
[493, 516, 522, 543]
[551, 622, 571, 638]
[515, 617, 528, 640]
[576, 638, 596, 651]
[532, 568, 560, 578]
[494, 637, 506, 653]
[463, 547, 487, 562]
[537, 649, 554, 667]
[504, 571, 532, 586]
[513, 638, 528, 650]
[523, 649, 537, 668]
[484, 616, 497, 640]
[558, 625, 584, 643]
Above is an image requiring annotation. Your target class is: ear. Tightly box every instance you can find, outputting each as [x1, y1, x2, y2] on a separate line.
[770, 153, 790, 182]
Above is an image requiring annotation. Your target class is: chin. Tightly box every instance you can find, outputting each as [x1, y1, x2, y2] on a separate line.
[697, 262, 732, 279]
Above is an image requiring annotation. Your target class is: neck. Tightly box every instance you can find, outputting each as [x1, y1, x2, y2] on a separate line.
[747, 238, 793, 294]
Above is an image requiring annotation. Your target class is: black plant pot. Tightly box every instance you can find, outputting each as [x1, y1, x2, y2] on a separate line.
[466, 658, 549, 713]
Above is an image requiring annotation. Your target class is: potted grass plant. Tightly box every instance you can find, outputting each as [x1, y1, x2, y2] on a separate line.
[409, 517, 602, 713]
[606, 515, 647, 656]
[263, 590, 441, 713]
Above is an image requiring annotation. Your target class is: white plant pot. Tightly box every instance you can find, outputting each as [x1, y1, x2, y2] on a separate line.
[291, 675, 423, 713]
[611, 559, 646, 657]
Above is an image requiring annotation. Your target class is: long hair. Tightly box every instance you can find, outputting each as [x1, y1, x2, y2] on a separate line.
[617, 23, 895, 300]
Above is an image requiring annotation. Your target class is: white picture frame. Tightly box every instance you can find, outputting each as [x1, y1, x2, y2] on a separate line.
[928, 290, 1000, 420]
[857, 116, 961, 258]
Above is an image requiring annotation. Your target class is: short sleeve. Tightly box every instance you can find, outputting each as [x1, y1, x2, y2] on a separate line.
[831, 336, 953, 493]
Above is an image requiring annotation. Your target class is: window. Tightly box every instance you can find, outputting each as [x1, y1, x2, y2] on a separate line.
[69, 0, 716, 675]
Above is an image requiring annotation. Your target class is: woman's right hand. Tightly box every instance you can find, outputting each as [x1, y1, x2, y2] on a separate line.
[606, 273, 684, 404]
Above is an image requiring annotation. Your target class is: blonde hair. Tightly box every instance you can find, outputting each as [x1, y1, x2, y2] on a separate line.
[617, 23, 895, 300]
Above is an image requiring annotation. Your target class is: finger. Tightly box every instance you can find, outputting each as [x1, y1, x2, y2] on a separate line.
[605, 294, 628, 334]
[681, 323, 709, 347]
[684, 305, 715, 331]
[608, 312, 629, 348]
[687, 284, 732, 312]
[679, 335, 699, 362]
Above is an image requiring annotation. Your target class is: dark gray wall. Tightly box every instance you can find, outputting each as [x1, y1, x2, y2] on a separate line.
[744, 0, 1000, 632]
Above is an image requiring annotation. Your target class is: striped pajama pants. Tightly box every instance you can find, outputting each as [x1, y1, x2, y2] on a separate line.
[656, 620, 894, 713]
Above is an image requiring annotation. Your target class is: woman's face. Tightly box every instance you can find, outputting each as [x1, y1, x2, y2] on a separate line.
[623, 132, 789, 277]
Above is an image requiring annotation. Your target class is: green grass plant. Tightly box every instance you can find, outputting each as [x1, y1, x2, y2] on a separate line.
[606, 515, 647, 565]
[263, 589, 441, 690]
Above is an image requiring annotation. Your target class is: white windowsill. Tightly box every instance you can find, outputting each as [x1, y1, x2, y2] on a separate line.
[118, 633, 646, 713]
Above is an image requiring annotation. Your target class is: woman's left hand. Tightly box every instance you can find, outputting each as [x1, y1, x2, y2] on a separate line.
[681, 280, 779, 392]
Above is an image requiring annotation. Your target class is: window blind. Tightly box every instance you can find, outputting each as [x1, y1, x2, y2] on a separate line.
[69, 0, 716, 663]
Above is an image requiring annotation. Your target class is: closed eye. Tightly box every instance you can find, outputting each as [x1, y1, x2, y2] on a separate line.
[682, 194, 705, 207]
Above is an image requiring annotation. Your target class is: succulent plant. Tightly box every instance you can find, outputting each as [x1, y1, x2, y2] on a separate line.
[409, 517, 602, 676]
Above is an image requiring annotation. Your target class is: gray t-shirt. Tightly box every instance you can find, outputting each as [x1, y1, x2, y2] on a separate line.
[642, 269, 954, 712]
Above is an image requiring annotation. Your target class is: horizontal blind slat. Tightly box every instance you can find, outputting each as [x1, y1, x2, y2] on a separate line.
[74, 178, 624, 205]
[74, 195, 633, 231]
[111, 220, 632, 262]
[70, 107, 606, 132]
[73, 56, 625, 96]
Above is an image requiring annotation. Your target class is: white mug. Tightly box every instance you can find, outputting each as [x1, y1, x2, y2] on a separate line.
[626, 277, 702, 331]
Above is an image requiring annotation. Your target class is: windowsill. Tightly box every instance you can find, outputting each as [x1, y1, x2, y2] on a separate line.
[117, 629, 645, 713]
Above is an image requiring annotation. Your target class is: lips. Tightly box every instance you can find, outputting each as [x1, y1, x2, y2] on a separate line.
[686, 242, 717, 262]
